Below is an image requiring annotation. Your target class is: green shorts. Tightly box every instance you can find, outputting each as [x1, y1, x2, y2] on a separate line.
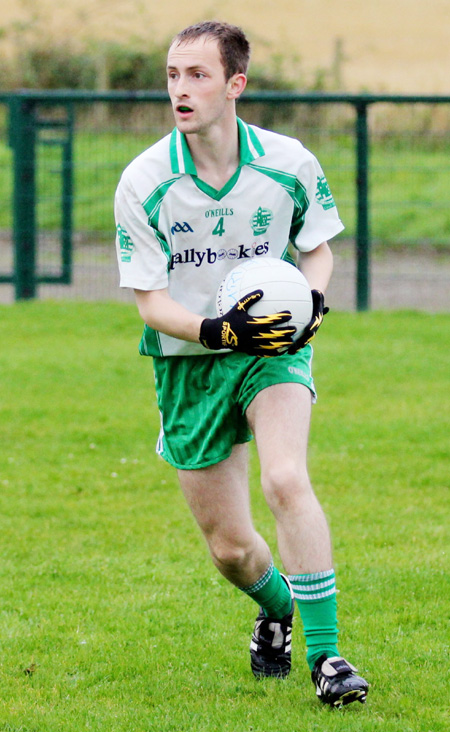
[152, 346, 316, 470]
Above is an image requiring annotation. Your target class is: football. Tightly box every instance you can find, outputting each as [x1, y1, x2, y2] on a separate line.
[216, 257, 313, 341]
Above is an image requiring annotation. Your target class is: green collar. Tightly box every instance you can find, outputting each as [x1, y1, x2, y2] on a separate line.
[169, 118, 265, 200]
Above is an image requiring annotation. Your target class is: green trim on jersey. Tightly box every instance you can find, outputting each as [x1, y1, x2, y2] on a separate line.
[247, 163, 296, 192]
[170, 128, 197, 175]
[139, 175, 184, 357]
[139, 326, 163, 357]
[169, 118, 266, 182]
[168, 117, 265, 201]
[281, 247, 296, 264]
[143, 177, 180, 224]
[237, 118, 266, 161]
[248, 162, 309, 244]
[193, 167, 242, 200]
[154, 230, 171, 265]
[142, 177, 180, 264]
[168, 119, 267, 200]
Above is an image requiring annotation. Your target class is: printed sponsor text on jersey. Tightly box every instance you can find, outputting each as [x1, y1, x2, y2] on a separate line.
[169, 242, 269, 270]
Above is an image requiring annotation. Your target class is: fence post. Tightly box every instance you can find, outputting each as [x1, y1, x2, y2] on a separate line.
[9, 94, 37, 300]
[61, 104, 74, 284]
[355, 101, 370, 311]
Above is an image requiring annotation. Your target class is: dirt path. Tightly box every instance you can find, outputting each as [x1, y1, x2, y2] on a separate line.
[1, 238, 448, 311]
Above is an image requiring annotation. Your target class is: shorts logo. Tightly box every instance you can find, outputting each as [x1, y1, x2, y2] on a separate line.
[171, 221, 194, 235]
[315, 176, 336, 210]
[117, 224, 134, 262]
[288, 365, 308, 377]
[250, 207, 273, 235]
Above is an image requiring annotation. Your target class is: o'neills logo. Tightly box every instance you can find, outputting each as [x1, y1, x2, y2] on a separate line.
[169, 242, 269, 270]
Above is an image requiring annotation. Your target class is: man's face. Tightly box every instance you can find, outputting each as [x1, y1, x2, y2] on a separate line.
[167, 37, 237, 136]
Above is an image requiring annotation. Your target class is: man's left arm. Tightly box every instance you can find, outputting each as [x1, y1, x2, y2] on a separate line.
[289, 242, 333, 352]
[299, 241, 333, 294]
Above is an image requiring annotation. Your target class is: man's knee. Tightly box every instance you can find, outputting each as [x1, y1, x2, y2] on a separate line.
[208, 534, 255, 573]
[261, 460, 312, 513]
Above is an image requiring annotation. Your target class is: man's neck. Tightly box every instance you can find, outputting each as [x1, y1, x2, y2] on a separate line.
[185, 118, 240, 190]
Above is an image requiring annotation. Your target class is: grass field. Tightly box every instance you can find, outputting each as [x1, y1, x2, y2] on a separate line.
[0, 302, 449, 731]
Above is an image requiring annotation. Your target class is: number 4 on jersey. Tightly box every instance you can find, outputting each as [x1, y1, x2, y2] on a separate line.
[212, 217, 225, 237]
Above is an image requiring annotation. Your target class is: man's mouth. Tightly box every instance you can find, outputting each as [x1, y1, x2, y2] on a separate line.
[177, 104, 193, 114]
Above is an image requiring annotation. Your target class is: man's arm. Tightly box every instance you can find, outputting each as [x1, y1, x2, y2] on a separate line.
[298, 241, 333, 293]
[288, 241, 333, 353]
[134, 288, 203, 343]
[134, 287, 296, 356]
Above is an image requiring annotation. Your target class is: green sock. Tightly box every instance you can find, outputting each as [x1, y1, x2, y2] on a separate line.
[289, 569, 339, 670]
[239, 560, 292, 619]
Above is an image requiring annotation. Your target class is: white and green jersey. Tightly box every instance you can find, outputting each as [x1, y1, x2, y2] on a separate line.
[115, 118, 344, 357]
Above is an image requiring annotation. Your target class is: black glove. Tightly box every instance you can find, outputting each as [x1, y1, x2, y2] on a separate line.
[288, 289, 329, 353]
[200, 290, 296, 357]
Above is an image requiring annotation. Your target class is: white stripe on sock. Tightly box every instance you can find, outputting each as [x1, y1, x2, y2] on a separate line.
[293, 586, 336, 601]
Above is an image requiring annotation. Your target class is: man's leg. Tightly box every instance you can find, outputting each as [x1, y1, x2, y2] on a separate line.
[176, 443, 292, 618]
[177, 442, 295, 678]
[246, 382, 368, 704]
[246, 382, 332, 575]
[177, 443, 268, 586]
[246, 383, 339, 667]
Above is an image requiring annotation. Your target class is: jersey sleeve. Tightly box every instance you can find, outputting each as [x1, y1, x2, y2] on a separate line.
[291, 151, 345, 253]
[114, 173, 170, 291]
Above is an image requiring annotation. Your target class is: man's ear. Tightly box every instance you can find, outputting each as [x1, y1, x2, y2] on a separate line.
[227, 73, 247, 100]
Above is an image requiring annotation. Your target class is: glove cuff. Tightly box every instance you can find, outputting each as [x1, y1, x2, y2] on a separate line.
[311, 289, 324, 305]
[199, 318, 222, 351]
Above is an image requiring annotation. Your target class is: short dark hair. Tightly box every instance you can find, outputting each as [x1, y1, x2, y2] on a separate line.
[171, 20, 251, 80]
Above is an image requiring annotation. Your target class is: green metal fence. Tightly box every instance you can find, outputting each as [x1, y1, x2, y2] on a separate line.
[1, 90, 449, 309]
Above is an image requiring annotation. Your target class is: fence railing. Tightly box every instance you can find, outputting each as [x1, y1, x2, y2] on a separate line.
[1, 90, 449, 309]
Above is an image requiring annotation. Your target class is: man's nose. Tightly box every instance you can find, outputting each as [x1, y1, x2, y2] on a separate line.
[174, 75, 189, 97]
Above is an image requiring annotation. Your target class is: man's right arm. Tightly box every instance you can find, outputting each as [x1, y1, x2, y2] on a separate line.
[135, 287, 296, 356]
[134, 288, 204, 344]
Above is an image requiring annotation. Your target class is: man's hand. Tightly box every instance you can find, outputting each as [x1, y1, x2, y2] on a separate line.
[200, 290, 296, 357]
[288, 289, 329, 353]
